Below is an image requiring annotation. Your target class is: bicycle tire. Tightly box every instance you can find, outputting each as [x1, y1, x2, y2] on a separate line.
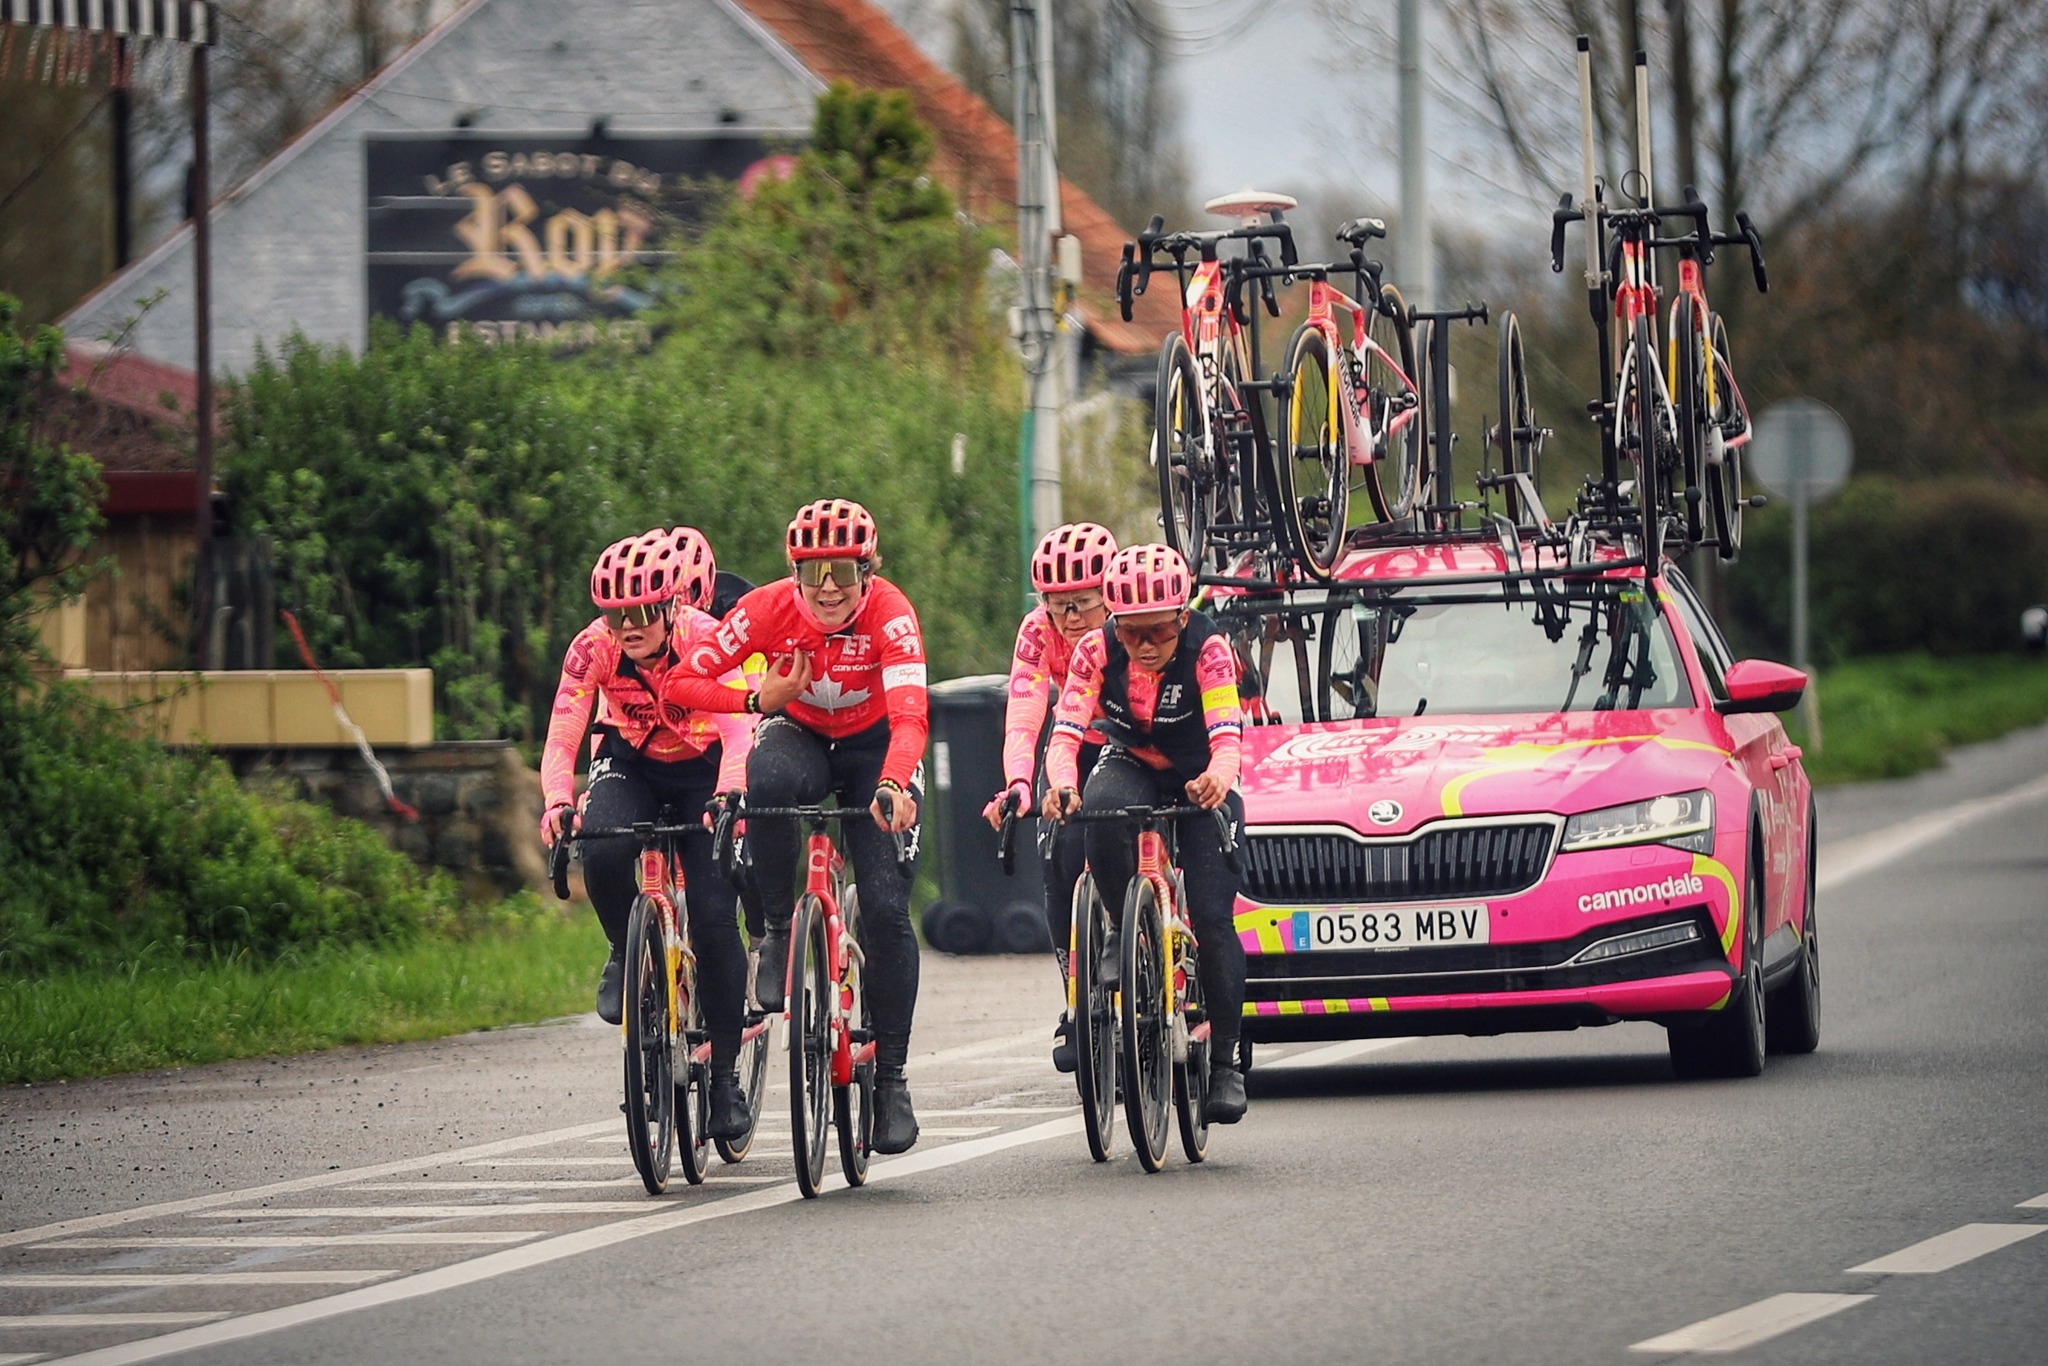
[1172, 910, 1210, 1165]
[833, 943, 875, 1187]
[1495, 312, 1543, 527]
[1670, 294, 1708, 548]
[787, 893, 833, 1199]
[1153, 332, 1209, 568]
[1366, 283, 1426, 521]
[620, 895, 675, 1195]
[675, 963, 711, 1185]
[1627, 312, 1666, 566]
[1704, 313, 1747, 561]
[1118, 877, 1172, 1173]
[1317, 598, 1373, 723]
[716, 1012, 773, 1164]
[1070, 874, 1118, 1163]
[1275, 322, 1346, 579]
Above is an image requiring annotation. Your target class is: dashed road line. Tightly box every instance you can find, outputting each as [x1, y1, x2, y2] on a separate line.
[2017, 1191, 2048, 1209]
[193, 1204, 658, 1220]
[1629, 1293, 1872, 1354]
[34, 1234, 542, 1250]
[0, 1273, 394, 1288]
[0, 1314, 233, 1329]
[1844, 1223, 2046, 1275]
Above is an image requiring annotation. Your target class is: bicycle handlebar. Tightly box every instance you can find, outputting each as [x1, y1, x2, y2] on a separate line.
[1117, 213, 1299, 322]
[1053, 802, 1242, 874]
[733, 798, 916, 879]
[549, 819, 707, 902]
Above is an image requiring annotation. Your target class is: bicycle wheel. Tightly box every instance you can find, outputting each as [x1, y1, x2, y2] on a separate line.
[1317, 598, 1373, 722]
[833, 941, 875, 1187]
[1153, 332, 1210, 568]
[1365, 283, 1426, 521]
[620, 895, 675, 1195]
[1704, 313, 1747, 561]
[1118, 877, 1172, 1173]
[787, 893, 833, 1199]
[1173, 923, 1210, 1164]
[1495, 312, 1543, 527]
[1070, 874, 1118, 1162]
[1275, 323, 1346, 578]
[716, 1011, 772, 1164]
[674, 962, 711, 1185]
[1625, 313, 1666, 566]
[1669, 294, 1708, 548]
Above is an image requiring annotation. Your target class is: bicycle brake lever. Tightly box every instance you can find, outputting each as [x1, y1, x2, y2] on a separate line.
[1212, 807, 1243, 877]
[1116, 242, 1136, 322]
[1260, 269, 1281, 319]
[1551, 192, 1576, 274]
[549, 834, 572, 902]
[1737, 211, 1769, 293]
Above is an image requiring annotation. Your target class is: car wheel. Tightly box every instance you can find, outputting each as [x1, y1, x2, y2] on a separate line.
[1766, 805, 1821, 1055]
[1669, 836, 1768, 1080]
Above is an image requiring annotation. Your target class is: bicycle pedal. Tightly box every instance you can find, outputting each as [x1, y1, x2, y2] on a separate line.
[847, 1028, 875, 1045]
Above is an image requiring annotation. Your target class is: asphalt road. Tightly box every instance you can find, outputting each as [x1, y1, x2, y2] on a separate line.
[4, 725, 2046, 1365]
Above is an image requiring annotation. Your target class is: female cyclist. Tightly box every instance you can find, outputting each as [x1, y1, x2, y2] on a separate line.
[1042, 543, 1250, 1124]
[539, 528, 758, 1141]
[660, 498, 930, 1155]
[980, 522, 1118, 1073]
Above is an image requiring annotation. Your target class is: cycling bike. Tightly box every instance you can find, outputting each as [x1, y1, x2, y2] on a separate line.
[716, 797, 912, 1199]
[550, 814, 773, 1194]
[1488, 311, 1549, 531]
[1118, 191, 1299, 576]
[1272, 217, 1425, 572]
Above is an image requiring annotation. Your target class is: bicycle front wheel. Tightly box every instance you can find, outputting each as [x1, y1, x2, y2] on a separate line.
[1070, 874, 1118, 1162]
[1153, 332, 1210, 568]
[1367, 283, 1426, 521]
[716, 1009, 773, 1164]
[1704, 313, 1747, 561]
[1626, 312, 1666, 566]
[1670, 294, 1709, 548]
[833, 940, 875, 1187]
[1275, 323, 1345, 578]
[620, 895, 675, 1195]
[675, 961, 710, 1185]
[1495, 312, 1543, 528]
[787, 894, 833, 1199]
[1118, 878, 1172, 1173]
[1173, 928, 1210, 1164]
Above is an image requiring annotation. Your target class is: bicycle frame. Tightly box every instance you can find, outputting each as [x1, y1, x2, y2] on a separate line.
[1129, 823, 1209, 1066]
[1294, 277, 1420, 473]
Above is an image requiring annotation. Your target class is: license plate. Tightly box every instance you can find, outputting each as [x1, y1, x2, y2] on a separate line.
[1287, 904, 1490, 951]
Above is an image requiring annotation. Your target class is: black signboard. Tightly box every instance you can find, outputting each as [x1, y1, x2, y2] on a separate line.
[365, 133, 797, 347]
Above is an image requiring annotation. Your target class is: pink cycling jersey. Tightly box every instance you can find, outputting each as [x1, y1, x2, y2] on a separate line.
[1001, 606, 1105, 788]
[1045, 628, 1243, 792]
[540, 607, 754, 809]
[661, 577, 930, 790]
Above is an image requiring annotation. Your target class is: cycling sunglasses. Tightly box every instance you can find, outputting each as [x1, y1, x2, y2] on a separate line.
[795, 558, 866, 588]
[602, 601, 667, 631]
[1042, 593, 1106, 620]
[1113, 616, 1184, 648]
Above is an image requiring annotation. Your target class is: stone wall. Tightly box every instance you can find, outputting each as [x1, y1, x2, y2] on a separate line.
[230, 742, 547, 900]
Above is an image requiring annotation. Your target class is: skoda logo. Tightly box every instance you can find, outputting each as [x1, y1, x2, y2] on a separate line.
[1368, 799, 1403, 826]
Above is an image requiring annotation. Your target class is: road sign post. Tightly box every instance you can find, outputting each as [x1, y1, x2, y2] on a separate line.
[1748, 398, 1853, 748]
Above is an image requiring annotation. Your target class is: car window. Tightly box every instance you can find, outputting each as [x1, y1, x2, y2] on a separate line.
[1229, 583, 1695, 721]
[1662, 570, 1734, 700]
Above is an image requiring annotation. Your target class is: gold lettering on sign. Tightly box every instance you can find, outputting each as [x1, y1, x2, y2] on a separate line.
[453, 184, 546, 282]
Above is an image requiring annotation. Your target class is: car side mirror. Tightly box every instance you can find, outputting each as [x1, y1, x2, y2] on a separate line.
[1718, 659, 1807, 715]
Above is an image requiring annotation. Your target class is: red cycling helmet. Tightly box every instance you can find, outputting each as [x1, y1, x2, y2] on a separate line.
[590, 530, 683, 609]
[1103, 543, 1192, 615]
[1030, 522, 1118, 593]
[786, 498, 878, 562]
[666, 526, 717, 611]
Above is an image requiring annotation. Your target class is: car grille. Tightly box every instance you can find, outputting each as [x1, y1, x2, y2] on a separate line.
[1242, 821, 1555, 904]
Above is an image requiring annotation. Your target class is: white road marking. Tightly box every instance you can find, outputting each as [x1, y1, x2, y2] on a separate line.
[1818, 772, 2048, 892]
[1844, 1223, 2046, 1275]
[462, 1158, 642, 1168]
[35, 1235, 542, 1250]
[1629, 1293, 1873, 1353]
[916, 1106, 1075, 1117]
[194, 1204, 658, 1219]
[0, 1121, 614, 1251]
[42, 1115, 1082, 1366]
[906, 1126, 998, 1137]
[0, 1273, 394, 1288]
[0, 1354, 48, 1364]
[0, 1315, 231, 1329]
[345, 1182, 642, 1192]
[1259, 1038, 1416, 1068]
[2018, 1191, 2048, 1209]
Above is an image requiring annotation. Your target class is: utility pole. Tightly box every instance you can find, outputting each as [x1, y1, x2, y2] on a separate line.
[1397, 0, 1432, 307]
[1011, 0, 1063, 601]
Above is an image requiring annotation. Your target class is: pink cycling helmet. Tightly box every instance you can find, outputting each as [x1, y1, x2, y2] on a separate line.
[590, 530, 683, 609]
[666, 526, 717, 611]
[1031, 522, 1118, 593]
[786, 498, 878, 562]
[1103, 543, 1192, 615]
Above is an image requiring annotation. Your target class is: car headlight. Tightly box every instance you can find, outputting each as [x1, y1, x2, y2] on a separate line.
[1560, 790, 1714, 854]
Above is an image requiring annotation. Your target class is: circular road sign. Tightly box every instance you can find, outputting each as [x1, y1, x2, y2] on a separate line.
[1749, 397, 1853, 501]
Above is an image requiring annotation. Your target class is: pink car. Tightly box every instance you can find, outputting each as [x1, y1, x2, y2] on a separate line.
[1221, 538, 1819, 1078]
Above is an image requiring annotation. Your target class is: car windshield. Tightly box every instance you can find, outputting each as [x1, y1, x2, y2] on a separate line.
[1230, 583, 1694, 722]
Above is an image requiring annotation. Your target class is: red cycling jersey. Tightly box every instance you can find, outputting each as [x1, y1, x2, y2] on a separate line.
[1000, 606, 1105, 788]
[540, 607, 754, 809]
[662, 577, 930, 789]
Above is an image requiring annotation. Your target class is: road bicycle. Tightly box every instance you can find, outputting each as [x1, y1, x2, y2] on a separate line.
[1271, 217, 1425, 573]
[1487, 311, 1550, 531]
[716, 797, 912, 1199]
[550, 813, 773, 1194]
[1118, 192, 1299, 576]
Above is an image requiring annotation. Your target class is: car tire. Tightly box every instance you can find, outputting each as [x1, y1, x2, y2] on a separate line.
[1669, 835, 1768, 1080]
[1766, 804, 1821, 1055]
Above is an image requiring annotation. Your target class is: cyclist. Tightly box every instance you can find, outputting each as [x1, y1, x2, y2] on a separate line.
[539, 528, 758, 1142]
[661, 498, 930, 1155]
[1042, 543, 1250, 1124]
[980, 522, 1119, 1073]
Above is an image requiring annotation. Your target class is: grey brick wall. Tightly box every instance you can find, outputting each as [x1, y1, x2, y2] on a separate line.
[62, 0, 822, 376]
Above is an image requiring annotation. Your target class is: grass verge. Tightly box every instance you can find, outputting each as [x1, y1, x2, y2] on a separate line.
[1794, 652, 2048, 785]
[1, 910, 607, 1085]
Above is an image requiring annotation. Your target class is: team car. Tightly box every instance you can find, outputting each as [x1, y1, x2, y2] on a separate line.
[1216, 535, 1819, 1078]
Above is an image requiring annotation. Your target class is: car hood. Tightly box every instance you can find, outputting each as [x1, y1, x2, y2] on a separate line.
[1239, 710, 1731, 834]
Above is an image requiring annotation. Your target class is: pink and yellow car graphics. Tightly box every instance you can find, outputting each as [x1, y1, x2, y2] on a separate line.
[1226, 540, 1814, 1047]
